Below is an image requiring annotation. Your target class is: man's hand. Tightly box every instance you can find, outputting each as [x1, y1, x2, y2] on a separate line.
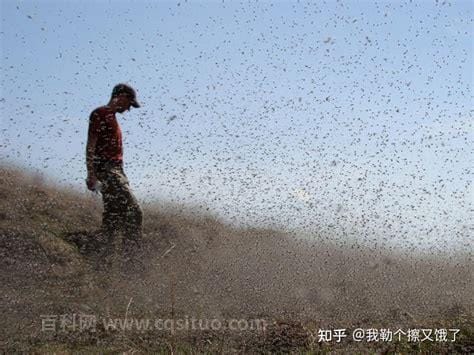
[86, 174, 98, 191]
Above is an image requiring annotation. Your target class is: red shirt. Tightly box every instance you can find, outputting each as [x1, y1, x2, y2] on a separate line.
[88, 106, 123, 162]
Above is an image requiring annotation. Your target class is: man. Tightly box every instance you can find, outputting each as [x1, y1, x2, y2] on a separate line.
[85, 83, 143, 259]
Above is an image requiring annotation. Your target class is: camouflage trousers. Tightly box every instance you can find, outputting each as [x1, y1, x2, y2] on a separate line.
[94, 160, 143, 256]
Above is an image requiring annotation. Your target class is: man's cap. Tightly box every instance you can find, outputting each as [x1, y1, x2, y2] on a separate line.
[111, 83, 140, 108]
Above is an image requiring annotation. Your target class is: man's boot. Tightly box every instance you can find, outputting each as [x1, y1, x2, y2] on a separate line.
[122, 234, 145, 274]
[96, 227, 119, 271]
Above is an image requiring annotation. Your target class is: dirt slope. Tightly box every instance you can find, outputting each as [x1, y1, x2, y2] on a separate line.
[0, 165, 472, 353]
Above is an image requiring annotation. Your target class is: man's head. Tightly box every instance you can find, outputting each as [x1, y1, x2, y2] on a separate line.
[110, 83, 140, 113]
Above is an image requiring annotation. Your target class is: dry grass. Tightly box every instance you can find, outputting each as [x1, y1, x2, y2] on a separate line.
[0, 164, 472, 353]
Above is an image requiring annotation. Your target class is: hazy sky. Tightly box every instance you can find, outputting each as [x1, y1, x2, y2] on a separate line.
[1, 0, 472, 253]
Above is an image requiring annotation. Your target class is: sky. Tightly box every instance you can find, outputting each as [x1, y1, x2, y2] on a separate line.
[1, 0, 472, 254]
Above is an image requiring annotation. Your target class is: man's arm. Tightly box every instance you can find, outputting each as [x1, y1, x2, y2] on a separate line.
[85, 112, 99, 190]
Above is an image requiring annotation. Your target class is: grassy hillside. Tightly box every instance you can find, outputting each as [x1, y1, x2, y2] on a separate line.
[0, 164, 472, 353]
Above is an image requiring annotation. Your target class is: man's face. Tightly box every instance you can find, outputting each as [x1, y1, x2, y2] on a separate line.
[115, 94, 133, 113]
